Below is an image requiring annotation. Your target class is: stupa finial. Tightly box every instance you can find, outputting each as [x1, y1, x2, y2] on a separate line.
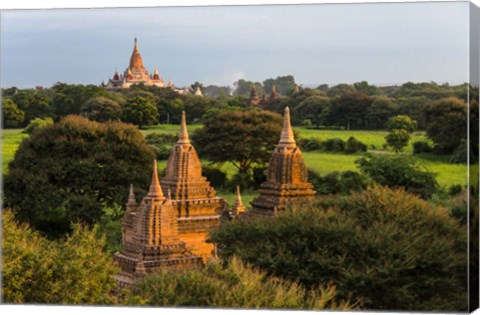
[279, 107, 295, 146]
[178, 111, 191, 145]
[147, 160, 164, 198]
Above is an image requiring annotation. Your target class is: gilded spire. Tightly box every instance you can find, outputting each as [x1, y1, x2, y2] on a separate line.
[279, 107, 295, 146]
[134, 37, 139, 52]
[147, 160, 164, 198]
[231, 186, 246, 216]
[178, 111, 191, 145]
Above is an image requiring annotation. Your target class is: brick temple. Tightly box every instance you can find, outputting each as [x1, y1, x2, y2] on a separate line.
[250, 106, 316, 215]
[160, 111, 226, 258]
[113, 160, 202, 288]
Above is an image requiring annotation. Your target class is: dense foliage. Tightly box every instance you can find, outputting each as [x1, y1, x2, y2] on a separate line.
[4, 116, 155, 235]
[356, 154, 438, 199]
[192, 109, 283, 175]
[2, 210, 119, 304]
[210, 186, 468, 311]
[125, 257, 354, 310]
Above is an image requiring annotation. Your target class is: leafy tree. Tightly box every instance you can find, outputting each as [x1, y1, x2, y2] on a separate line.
[353, 81, 382, 96]
[10, 89, 54, 123]
[292, 96, 330, 127]
[397, 96, 428, 129]
[210, 186, 467, 311]
[424, 97, 467, 153]
[22, 117, 54, 134]
[4, 115, 155, 235]
[81, 96, 122, 122]
[385, 115, 417, 152]
[385, 129, 411, 152]
[191, 110, 283, 175]
[2, 99, 25, 128]
[328, 92, 372, 129]
[263, 75, 296, 95]
[52, 83, 109, 118]
[326, 83, 356, 97]
[2, 210, 119, 304]
[366, 96, 398, 129]
[356, 154, 438, 198]
[386, 115, 416, 133]
[122, 96, 159, 128]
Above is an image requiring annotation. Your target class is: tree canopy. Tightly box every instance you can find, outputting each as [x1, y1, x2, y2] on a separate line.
[4, 115, 155, 235]
[191, 109, 283, 175]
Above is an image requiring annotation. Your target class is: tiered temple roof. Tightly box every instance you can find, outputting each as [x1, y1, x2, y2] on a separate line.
[161, 111, 226, 257]
[250, 107, 316, 216]
[105, 38, 172, 90]
[113, 161, 202, 288]
[245, 85, 260, 106]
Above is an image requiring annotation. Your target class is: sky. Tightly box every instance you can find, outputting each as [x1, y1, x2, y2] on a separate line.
[0, 2, 470, 89]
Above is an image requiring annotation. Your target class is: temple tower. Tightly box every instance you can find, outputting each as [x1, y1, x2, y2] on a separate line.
[246, 85, 260, 106]
[161, 111, 226, 257]
[114, 160, 202, 288]
[250, 107, 316, 216]
[270, 84, 278, 101]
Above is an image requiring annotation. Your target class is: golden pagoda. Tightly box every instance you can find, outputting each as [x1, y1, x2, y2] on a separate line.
[230, 186, 246, 218]
[114, 160, 202, 288]
[160, 111, 226, 257]
[250, 107, 316, 216]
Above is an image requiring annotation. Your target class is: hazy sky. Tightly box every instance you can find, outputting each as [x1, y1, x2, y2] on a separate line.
[0, 2, 470, 88]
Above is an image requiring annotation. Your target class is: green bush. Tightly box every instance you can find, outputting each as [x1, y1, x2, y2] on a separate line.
[210, 186, 467, 311]
[356, 154, 438, 199]
[413, 141, 433, 154]
[203, 166, 227, 188]
[344, 137, 367, 153]
[22, 117, 54, 134]
[450, 139, 470, 164]
[308, 169, 368, 195]
[125, 257, 354, 310]
[323, 138, 345, 152]
[2, 210, 119, 304]
[298, 137, 323, 151]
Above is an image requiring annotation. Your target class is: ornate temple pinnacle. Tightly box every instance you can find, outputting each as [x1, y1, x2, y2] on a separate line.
[134, 37, 139, 51]
[178, 111, 191, 145]
[232, 185, 246, 216]
[127, 184, 136, 207]
[279, 107, 296, 146]
[147, 160, 164, 199]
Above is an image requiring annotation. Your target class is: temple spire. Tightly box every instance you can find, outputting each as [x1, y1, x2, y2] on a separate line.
[147, 160, 164, 199]
[231, 186, 245, 216]
[127, 184, 136, 206]
[134, 37, 139, 52]
[178, 111, 191, 145]
[279, 107, 295, 146]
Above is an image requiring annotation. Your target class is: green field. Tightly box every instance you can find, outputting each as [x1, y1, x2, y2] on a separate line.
[1, 129, 28, 174]
[2, 125, 468, 206]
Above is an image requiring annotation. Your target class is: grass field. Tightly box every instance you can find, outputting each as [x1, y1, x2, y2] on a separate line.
[1, 129, 28, 174]
[2, 124, 468, 205]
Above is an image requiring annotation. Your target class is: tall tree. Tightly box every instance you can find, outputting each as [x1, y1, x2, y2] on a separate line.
[4, 115, 155, 235]
[122, 96, 159, 128]
[191, 109, 283, 175]
[424, 97, 467, 153]
[2, 99, 25, 128]
[81, 96, 122, 122]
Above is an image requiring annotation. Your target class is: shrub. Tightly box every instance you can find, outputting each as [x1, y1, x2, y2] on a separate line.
[449, 184, 464, 196]
[210, 186, 467, 311]
[308, 169, 368, 195]
[356, 154, 438, 199]
[303, 119, 313, 128]
[344, 137, 367, 153]
[203, 166, 227, 188]
[385, 129, 410, 152]
[413, 141, 433, 154]
[323, 138, 345, 152]
[22, 117, 54, 134]
[298, 137, 323, 151]
[2, 210, 119, 304]
[449, 139, 470, 164]
[125, 257, 354, 310]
